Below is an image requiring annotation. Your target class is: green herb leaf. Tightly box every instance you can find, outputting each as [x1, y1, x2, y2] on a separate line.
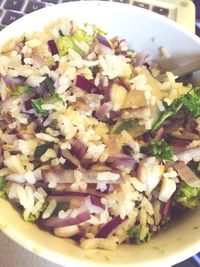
[151, 99, 183, 134]
[34, 142, 54, 158]
[151, 88, 200, 133]
[179, 87, 200, 118]
[0, 177, 6, 198]
[12, 85, 31, 96]
[143, 140, 174, 161]
[174, 182, 200, 209]
[31, 98, 46, 114]
[52, 202, 69, 216]
[42, 76, 55, 96]
[42, 75, 62, 101]
[114, 118, 138, 135]
[128, 224, 152, 244]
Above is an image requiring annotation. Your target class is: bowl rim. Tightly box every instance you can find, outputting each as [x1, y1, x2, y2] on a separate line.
[0, 1, 200, 266]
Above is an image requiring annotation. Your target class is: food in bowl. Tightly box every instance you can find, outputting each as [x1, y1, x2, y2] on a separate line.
[0, 18, 200, 251]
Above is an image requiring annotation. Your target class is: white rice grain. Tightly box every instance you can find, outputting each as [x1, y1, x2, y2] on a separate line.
[42, 199, 57, 219]
[31, 201, 44, 215]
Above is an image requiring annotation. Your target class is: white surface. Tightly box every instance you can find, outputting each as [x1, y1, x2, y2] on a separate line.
[0, 232, 60, 267]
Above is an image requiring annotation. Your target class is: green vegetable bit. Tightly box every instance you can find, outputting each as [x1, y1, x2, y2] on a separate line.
[43, 76, 56, 96]
[58, 35, 84, 57]
[52, 202, 69, 216]
[175, 182, 200, 209]
[179, 87, 200, 118]
[151, 88, 200, 133]
[151, 99, 183, 134]
[34, 142, 54, 158]
[31, 98, 46, 114]
[114, 118, 138, 134]
[31, 94, 62, 114]
[43, 76, 62, 101]
[128, 224, 152, 244]
[0, 177, 6, 198]
[143, 140, 174, 161]
[24, 202, 48, 222]
[12, 85, 31, 96]
[73, 29, 93, 44]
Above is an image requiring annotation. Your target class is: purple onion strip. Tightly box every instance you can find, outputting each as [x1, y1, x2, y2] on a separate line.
[96, 215, 128, 238]
[75, 75, 99, 93]
[40, 209, 90, 228]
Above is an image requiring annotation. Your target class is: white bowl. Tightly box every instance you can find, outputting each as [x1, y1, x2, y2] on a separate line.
[0, 2, 200, 267]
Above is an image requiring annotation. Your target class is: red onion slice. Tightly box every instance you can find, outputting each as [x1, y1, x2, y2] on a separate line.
[35, 83, 48, 97]
[96, 35, 112, 49]
[85, 195, 105, 213]
[47, 40, 59, 70]
[71, 139, 87, 159]
[153, 127, 164, 141]
[51, 61, 59, 71]
[175, 147, 200, 163]
[96, 215, 128, 238]
[40, 208, 90, 228]
[60, 149, 80, 169]
[165, 135, 192, 147]
[95, 102, 111, 122]
[75, 75, 99, 93]
[162, 197, 173, 220]
[2, 75, 16, 90]
[48, 40, 58, 55]
[174, 161, 200, 187]
[107, 154, 137, 172]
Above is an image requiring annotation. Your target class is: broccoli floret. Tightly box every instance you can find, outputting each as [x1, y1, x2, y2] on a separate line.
[151, 88, 200, 133]
[73, 29, 93, 44]
[57, 35, 84, 56]
[142, 140, 174, 161]
[0, 177, 6, 198]
[24, 202, 48, 222]
[179, 88, 200, 118]
[128, 224, 152, 244]
[175, 182, 200, 209]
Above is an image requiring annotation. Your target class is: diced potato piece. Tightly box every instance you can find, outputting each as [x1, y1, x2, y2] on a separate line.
[111, 84, 127, 111]
[159, 178, 176, 203]
[138, 157, 165, 195]
[140, 67, 163, 100]
[4, 155, 25, 174]
[123, 90, 146, 108]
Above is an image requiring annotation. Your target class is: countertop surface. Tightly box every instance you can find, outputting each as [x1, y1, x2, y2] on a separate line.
[0, 232, 60, 267]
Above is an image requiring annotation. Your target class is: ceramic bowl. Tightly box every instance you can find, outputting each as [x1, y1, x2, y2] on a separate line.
[0, 2, 200, 266]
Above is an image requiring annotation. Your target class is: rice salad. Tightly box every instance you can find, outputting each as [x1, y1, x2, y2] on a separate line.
[0, 19, 200, 251]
